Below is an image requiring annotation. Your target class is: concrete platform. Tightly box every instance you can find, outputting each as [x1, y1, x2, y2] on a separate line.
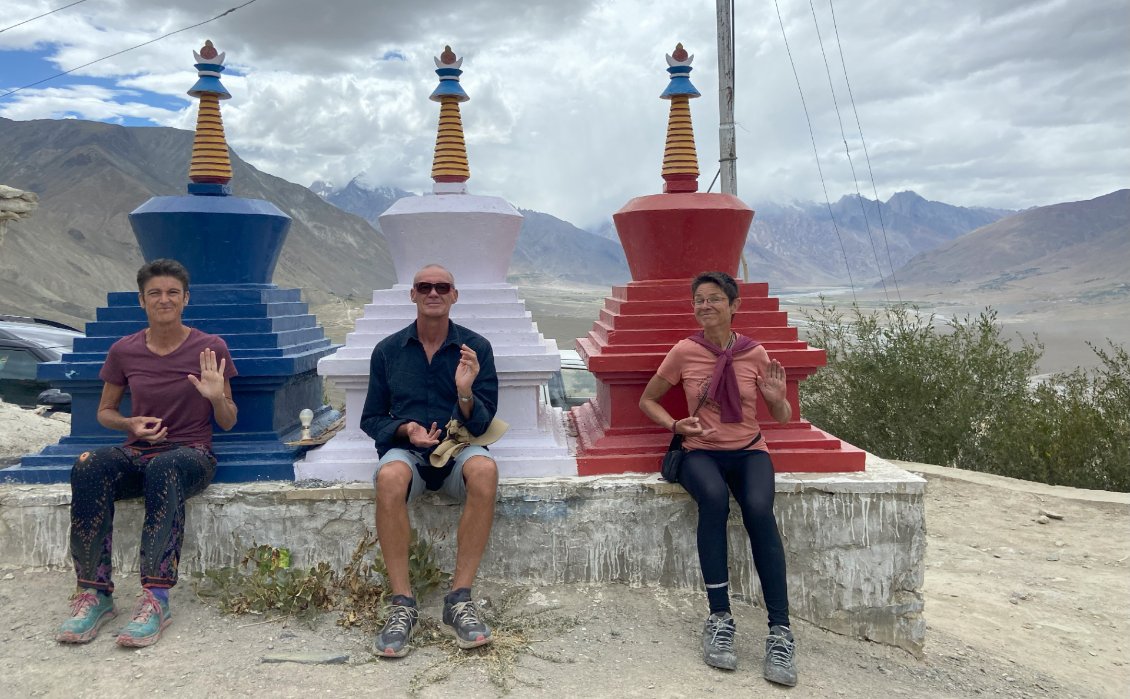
[0, 454, 925, 655]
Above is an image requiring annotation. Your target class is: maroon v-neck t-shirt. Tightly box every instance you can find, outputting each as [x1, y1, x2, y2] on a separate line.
[99, 328, 237, 448]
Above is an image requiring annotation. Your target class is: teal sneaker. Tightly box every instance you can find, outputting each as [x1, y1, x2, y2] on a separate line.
[57, 589, 117, 644]
[116, 588, 171, 648]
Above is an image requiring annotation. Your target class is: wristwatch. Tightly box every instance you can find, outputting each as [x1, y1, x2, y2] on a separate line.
[458, 394, 473, 403]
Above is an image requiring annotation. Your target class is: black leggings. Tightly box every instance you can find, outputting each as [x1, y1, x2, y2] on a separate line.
[69, 444, 215, 592]
[678, 449, 790, 628]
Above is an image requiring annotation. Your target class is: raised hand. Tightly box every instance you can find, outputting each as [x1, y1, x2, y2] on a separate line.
[406, 421, 442, 447]
[454, 344, 479, 397]
[756, 358, 788, 406]
[187, 348, 227, 402]
[126, 416, 167, 443]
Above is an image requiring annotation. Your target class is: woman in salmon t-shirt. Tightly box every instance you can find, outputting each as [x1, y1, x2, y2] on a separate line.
[639, 271, 797, 687]
[56, 258, 237, 649]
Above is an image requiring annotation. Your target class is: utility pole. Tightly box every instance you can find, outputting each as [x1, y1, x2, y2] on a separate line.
[716, 0, 747, 279]
[716, 0, 737, 196]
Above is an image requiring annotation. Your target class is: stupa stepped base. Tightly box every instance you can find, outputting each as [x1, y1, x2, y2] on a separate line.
[295, 398, 574, 481]
[572, 279, 865, 475]
[304, 284, 576, 480]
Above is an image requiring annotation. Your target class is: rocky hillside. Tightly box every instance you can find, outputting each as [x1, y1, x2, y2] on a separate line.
[0, 117, 394, 327]
[893, 189, 1130, 299]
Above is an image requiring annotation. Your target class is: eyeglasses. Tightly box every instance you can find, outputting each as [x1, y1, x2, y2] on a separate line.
[693, 296, 728, 307]
[414, 281, 453, 295]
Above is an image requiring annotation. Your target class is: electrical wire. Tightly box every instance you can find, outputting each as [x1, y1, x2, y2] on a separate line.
[0, 0, 258, 100]
[827, 0, 902, 302]
[772, 0, 857, 303]
[808, 0, 890, 303]
[0, 0, 87, 35]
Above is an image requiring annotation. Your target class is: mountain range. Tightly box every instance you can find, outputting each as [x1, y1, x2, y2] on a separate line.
[892, 189, 1130, 299]
[0, 117, 394, 327]
[0, 116, 1125, 330]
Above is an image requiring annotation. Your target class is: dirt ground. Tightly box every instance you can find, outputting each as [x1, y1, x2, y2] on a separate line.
[0, 462, 1126, 698]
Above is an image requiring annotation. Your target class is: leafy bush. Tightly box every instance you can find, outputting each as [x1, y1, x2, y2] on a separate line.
[192, 530, 451, 627]
[800, 301, 1129, 491]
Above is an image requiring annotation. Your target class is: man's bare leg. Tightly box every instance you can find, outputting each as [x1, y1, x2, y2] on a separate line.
[374, 460, 414, 597]
[452, 455, 498, 589]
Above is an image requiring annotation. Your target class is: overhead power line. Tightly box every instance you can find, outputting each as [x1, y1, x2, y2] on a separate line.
[0, 0, 87, 35]
[773, 0, 858, 304]
[808, 0, 890, 304]
[0, 0, 259, 101]
[827, 0, 902, 302]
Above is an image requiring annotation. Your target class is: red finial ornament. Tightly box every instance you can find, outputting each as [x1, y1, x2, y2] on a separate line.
[672, 43, 688, 61]
[199, 40, 218, 60]
[440, 45, 457, 65]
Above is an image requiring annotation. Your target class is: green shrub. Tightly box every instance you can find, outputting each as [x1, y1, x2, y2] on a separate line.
[800, 301, 1129, 491]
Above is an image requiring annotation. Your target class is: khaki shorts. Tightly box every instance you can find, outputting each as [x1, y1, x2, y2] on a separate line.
[374, 446, 493, 503]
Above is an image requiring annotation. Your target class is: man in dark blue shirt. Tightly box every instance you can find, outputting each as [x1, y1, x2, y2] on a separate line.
[361, 264, 499, 659]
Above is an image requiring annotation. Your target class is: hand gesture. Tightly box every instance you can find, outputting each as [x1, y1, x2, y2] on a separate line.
[406, 421, 442, 448]
[455, 344, 479, 397]
[756, 358, 787, 406]
[127, 416, 167, 443]
[674, 416, 715, 439]
[188, 348, 227, 402]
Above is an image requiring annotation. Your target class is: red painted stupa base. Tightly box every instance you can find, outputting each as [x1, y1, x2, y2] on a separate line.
[569, 278, 866, 475]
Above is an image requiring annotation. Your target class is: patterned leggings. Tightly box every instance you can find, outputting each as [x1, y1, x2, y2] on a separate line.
[679, 449, 790, 628]
[69, 444, 215, 592]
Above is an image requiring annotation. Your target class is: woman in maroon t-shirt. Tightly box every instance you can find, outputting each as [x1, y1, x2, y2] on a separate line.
[56, 259, 237, 649]
[639, 271, 798, 687]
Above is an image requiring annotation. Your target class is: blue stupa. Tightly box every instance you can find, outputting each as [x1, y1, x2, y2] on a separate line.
[6, 40, 338, 483]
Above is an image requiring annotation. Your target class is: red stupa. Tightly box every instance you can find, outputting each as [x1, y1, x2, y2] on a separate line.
[569, 44, 865, 475]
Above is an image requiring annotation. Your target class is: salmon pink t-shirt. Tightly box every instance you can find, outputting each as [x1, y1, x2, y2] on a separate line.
[656, 336, 770, 452]
[99, 328, 237, 447]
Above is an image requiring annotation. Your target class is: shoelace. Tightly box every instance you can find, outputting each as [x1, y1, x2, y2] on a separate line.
[766, 631, 795, 666]
[131, 591, 162, 623]
[384, 605, 416, 634]
[70, 591, 100, 617]
[707, 617, 735, 652]
[448, 600, 482, 628]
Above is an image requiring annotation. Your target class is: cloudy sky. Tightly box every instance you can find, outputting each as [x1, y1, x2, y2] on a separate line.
[1, 0, 1127, 228]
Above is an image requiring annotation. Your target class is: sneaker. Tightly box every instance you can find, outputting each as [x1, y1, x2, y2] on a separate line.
[763, 625, 798, 686]
[442, 594, 492, 649]
[56, 590, 117, 644]
[702, 612, 737, 670]
[373, 602, 420, 658]
[115, 588, 171, 648]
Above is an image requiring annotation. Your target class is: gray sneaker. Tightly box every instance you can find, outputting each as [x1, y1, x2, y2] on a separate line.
[764, 625, 798, 686]
[702, 612, 737, 670]
[442, 597, 492, 649]
[373, 603, 419, 658]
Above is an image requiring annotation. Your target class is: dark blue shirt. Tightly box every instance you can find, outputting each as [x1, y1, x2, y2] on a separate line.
[360, 320, 498, 486]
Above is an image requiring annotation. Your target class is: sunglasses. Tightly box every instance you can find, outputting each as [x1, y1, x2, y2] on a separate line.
[414, 281, 454, 295]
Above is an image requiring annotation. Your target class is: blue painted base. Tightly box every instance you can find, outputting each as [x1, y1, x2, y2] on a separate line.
[8, 284, 340, 484]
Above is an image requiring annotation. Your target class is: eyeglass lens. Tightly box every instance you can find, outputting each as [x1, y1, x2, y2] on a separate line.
[415, 282, 453, 295]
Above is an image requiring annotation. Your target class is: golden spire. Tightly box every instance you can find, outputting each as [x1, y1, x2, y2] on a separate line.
[429, 46, 471, 185]
[660, 43, 700, 193]
[187, 40, 233, 186]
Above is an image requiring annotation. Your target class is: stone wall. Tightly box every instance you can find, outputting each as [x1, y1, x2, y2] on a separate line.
[0, 456, 925, 654]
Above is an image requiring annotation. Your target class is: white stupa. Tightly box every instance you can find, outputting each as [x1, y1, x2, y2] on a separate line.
[296, 46, 575, 481]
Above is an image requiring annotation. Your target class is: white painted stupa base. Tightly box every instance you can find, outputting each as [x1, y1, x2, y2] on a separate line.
[296, 285, 578, 481]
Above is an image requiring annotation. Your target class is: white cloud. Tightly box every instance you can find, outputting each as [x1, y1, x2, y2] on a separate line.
[1, 0, 1127, 225]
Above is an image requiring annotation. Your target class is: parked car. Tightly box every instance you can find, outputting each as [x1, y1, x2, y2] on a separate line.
[546, 349, 597, 409]
[0, 315, 83, 410]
